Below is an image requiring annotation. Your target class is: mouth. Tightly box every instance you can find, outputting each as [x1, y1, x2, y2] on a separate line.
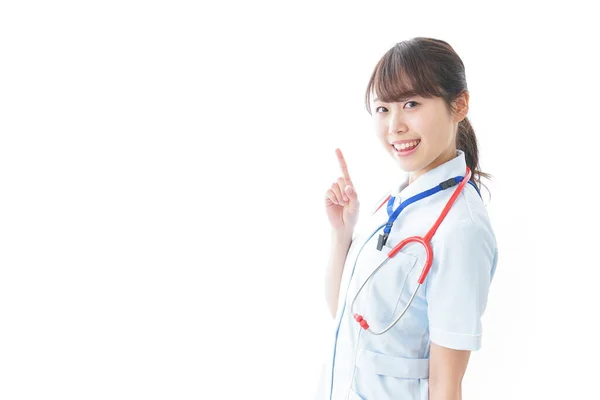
[391, 139, 421, 156]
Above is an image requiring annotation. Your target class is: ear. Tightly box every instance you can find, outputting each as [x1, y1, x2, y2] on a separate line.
[453, 91, 469, 123]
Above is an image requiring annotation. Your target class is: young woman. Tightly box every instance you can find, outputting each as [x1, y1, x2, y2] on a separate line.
[317, 37, 499, 400]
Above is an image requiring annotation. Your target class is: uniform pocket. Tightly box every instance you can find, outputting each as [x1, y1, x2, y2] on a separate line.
[352, 348, 429, 399]
[362, 247, 419, 325]
[355, 348, 429, 379]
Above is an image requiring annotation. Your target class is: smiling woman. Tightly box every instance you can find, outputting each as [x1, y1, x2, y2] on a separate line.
[317, 37, 499, 400]
[365, 38, 491, 191]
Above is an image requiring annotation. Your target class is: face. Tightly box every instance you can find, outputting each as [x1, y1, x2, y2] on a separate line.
[372, 92, 468, 184]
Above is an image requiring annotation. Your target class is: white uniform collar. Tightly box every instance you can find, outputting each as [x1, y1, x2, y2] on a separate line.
[391, 149, 468, 202]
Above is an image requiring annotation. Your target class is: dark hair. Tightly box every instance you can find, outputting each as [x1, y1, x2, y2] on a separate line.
[364, 37, 491, 198]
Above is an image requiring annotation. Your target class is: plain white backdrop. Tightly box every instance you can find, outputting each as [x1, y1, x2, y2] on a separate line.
[1, 1, 599, 399]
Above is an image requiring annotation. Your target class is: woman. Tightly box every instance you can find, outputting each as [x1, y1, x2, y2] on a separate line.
[317, 37, 499, 400]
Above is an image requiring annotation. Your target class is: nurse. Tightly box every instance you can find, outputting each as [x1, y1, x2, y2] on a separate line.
[316, 37, 499, 400]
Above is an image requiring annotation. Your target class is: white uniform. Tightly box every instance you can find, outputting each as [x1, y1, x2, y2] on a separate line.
[314, 149, 499, 400]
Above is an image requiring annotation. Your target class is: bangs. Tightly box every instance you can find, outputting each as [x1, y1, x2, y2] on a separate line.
[365, 43, 445, 114]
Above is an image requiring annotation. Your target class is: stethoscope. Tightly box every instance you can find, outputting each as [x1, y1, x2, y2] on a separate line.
[348, 166, 478, 335]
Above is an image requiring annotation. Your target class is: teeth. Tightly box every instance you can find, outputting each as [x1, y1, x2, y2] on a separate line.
[393, 140, 419, 151]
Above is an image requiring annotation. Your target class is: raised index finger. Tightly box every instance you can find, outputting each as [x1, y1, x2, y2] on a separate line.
[335, 148, 353, 185]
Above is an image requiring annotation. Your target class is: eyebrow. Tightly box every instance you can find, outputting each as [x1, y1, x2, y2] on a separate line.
[373, 96, 416, 103]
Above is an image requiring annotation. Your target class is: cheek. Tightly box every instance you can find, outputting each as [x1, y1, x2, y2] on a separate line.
[373, 123, 386, 140]
[411, 117, 433, 135]
[428, 128, 452, 146]
[421, 112, 452, 139]
[378, 135, 390, 150]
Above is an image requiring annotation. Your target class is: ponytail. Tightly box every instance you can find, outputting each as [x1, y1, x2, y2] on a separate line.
[457, 117, 491, 199]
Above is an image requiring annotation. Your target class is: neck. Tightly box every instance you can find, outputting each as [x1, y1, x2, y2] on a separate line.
[408, 147, 457, 185]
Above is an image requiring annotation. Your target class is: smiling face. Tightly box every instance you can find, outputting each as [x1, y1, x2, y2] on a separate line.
[372, 92, 468, 184]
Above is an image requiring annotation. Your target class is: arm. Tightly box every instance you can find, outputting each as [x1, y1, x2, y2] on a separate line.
[425, 222, 496, 397]
[324, 229, 353, 319]
[429, 341, 471, 400]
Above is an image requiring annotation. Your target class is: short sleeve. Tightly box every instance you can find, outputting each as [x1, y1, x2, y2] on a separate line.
[425, 221, 498, 351]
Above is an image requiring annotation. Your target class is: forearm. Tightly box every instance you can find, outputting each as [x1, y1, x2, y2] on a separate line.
[324, 229, 353, 319]
[429, 383, 461, 400]
[429, 342, 469, 400]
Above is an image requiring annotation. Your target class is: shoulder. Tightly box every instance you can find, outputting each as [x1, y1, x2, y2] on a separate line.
[433, 219, 496, 253]
[430, 184, 496, 249]
[427, 188, 498, 276]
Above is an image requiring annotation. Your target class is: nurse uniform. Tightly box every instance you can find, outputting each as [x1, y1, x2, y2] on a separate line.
[313, 149, 499, 400]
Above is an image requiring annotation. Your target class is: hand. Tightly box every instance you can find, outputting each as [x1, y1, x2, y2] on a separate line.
[324, 148, 360, 233]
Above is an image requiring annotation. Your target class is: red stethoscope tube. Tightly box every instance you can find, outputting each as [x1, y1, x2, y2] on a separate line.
[352, 167, 472, 334]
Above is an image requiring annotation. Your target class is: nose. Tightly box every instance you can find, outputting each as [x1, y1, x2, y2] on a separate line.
[387, 111, 408, 136]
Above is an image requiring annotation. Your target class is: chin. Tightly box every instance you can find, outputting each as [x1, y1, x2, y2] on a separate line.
[392, 159, 414, 173]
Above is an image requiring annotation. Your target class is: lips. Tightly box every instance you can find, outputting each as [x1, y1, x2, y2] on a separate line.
[391, 139, 421, 151]
[391, 139, 420, 156]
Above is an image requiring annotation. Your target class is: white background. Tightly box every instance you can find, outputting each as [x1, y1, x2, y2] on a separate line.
[1, 1, 599, 399]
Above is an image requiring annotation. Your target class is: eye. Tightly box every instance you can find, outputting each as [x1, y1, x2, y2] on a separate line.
[375, 101, 419, 113]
